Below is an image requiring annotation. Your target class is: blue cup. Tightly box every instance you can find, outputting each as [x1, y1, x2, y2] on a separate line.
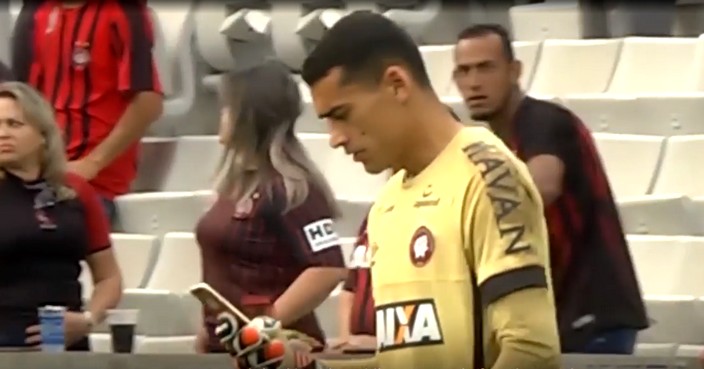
[37, 306, 65, 352]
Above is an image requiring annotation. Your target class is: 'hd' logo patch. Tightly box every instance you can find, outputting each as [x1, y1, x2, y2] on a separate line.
[376, 298, 444, 352]
[303, 218, 340, 253]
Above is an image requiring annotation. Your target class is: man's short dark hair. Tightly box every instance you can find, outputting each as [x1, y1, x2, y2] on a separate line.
[301, 11, 431, 89]
[457, 24, 515, 61]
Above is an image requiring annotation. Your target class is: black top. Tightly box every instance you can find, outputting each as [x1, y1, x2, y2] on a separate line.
[509, 97, 648, 351]
[0, 171, 111, 346]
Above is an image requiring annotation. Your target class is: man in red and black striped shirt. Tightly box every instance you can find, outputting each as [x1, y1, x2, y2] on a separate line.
[12, 0, 163, 221]
[331, 216, 376, 351]
[453, 24, 648, 354]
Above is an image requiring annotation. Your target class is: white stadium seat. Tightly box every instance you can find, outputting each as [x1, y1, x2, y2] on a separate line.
[90, 334, 145, 353]
[628, 236, 704, 296]
[634, 94, 704, 135]
[136, 336, 197, 354]
[618, 195, 704, 236]
[419, 45, 455, 97]
[145, 232, 201, 293]
[513, 41, 541, 90]
[297, 133, 388, 200]
[115, 192, 206, 236]
[627, 235, 687, 296]
[640, 295, 704, 345]
[160, 136, 222, 192]
[607, 37, 699, 94]
[509, 2, 584, 41]
[148, 2, 198, 119]
[131, 137, 178, 193]
[111, 234, 159, 289]
[562, 95, 641, 134]
[652, 135, 704, 197]
[336, 199, 372, 238]
[591, 133, 665, 198]
[529, 39, 622, 96]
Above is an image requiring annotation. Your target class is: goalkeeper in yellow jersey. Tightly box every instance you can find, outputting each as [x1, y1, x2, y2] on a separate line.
[213, 11, 561, 369]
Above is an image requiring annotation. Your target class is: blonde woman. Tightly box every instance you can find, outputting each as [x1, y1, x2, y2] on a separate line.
[0, 82, 122, 350]
[194, 60, 347, 353]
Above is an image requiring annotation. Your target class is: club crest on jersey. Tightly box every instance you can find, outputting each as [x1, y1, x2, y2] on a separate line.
[376, 298, 444, 352]
[72, 42, 91, 69]
[409, 226, 434, 267]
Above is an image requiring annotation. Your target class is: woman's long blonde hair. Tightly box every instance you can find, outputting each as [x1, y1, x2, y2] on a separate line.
[0, 82, 74, 200]
[215, 60, 339, 216]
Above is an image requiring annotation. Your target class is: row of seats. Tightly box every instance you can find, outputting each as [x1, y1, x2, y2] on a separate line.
[80, 233, 358, 295]
[78, 234, 704, 345]
[118, 132, 704, 240]
[421, 36, 704, 99]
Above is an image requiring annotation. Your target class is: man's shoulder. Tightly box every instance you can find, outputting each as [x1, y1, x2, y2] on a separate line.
[517, 96, 577, 127]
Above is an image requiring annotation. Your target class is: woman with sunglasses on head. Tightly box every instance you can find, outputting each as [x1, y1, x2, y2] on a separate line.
[0, 82, 122, 350]
[194, 60, 347, 353]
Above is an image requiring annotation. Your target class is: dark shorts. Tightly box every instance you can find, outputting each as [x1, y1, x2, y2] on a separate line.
[577, 329, 638, 355]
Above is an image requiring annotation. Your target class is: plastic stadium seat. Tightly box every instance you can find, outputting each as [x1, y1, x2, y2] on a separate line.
[513, 41, 541, 90]
[136, 336, 197, 354]
[131, 138, 178, 193]
[111, 234, 160, 289]
[634, 343, 678, 356]
[640, 295, 704, 345]
[419, 45, 454, 97]
[194, 3, 235, 72]
[105, 289, 198, 336]
[562, 95, 641, 133]
[161, 136, 222, 192]
[676, 344, 704, 358]
[509, 2, 583, 41]
[336, 199, 372, 238]
[634, 94, 704, 135]
[144, 232, 201, 294]
[115, 192, 206, 236]
[592, 133, 665, 198]
[607, 37, 699, 94]
[148, 2, 198, 120]
[89, 334, 145, 353]
[627, 235, 687, 296]
[618, 195, 704, 236]
[297, 133, 388, 200]
[652, 135, 704, 196]
[529, 39, 622, 96]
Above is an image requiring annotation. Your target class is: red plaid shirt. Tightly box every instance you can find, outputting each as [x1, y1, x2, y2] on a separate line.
[196, 176, 345, 352]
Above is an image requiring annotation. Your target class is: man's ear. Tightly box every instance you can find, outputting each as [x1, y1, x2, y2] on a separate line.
[381, 66, 412, 104]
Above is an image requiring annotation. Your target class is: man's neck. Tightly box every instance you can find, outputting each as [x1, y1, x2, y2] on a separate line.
[488, 89, 524, 141]
[401, 100, 463, 177]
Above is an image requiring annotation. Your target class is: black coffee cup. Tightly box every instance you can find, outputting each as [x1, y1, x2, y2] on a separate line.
[106, 309, 138, 353]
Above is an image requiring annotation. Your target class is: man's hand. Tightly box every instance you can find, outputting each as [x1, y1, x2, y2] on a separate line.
[67, 159, 101, 180]
[216, 312, 315, 369]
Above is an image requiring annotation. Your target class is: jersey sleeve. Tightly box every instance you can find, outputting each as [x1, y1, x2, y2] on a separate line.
[112, 3, 162, 94]
[464, 147, 550, 306]
[274, 183, 345, 269]
[518, 109, 575, 163]
[65, 173, 111, 254]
